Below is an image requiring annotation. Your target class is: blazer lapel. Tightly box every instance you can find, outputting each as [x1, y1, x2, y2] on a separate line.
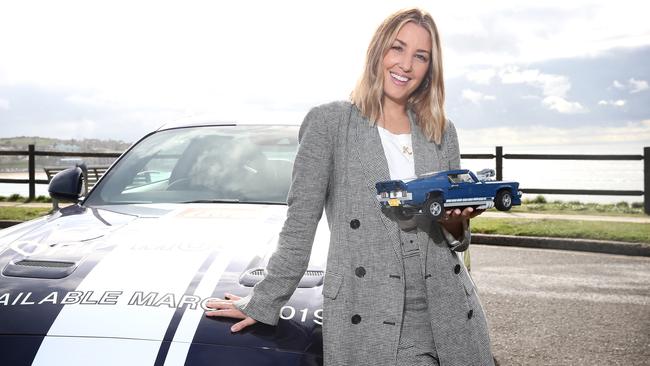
[409, 109, 442, 176]
[350, 108, 404, 266]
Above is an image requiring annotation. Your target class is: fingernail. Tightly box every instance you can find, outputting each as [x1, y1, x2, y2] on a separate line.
[231, 326, 237, 332]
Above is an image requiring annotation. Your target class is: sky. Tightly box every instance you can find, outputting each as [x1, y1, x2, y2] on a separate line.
[0, 0, 649, 151]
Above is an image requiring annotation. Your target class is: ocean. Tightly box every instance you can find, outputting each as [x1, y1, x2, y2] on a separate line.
[461, 142, 647, 204]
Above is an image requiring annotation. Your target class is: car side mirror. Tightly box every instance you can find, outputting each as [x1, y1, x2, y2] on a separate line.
[48, 166, 84, 203]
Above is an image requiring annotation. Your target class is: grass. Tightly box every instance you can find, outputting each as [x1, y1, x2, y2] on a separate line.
[513, 196, 646, 217]
[0, 206, 51, 221]
[0, 194, 52, 203]
[472, 217, 650, 244]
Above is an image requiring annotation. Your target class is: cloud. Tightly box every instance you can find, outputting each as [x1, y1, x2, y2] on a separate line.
[466, 69, 496, 85]
[611, 78, 648, 94]
[498, 66, 586, 113]
[499, 67, 571, 96]
[461, 89, 496, 104]
[542, 96, 588, 114]
[0, 98, 9, 110]
[629, 78, 649, 93]
[598, 99, 626, 107]
[457, 119, 650, 147]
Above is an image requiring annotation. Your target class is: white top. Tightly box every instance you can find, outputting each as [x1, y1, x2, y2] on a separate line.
[377, 126, 416, 181]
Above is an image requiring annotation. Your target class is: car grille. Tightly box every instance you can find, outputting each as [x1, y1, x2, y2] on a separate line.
[305, 270, 324, 277]
[249, 269, 265, 276]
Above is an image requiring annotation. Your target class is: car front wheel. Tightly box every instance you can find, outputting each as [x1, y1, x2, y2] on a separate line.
[424, 196, 444, 220]
[495, 190, 513, 211]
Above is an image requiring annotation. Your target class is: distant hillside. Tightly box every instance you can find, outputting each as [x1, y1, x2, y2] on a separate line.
[0, 137, 131, 172]
[0, 136, 131, 152]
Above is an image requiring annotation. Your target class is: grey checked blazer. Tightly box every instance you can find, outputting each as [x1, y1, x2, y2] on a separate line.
[236, 101, 494, 366]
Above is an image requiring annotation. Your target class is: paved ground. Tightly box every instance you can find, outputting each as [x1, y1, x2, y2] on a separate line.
[471, 245, 650, 366]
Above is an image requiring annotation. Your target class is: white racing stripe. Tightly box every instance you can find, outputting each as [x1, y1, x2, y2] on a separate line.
[164, 210, 331, 365]
[162, 240, 240, 365]
[32, 338, 163, 366]
[32, 206, 281, 366]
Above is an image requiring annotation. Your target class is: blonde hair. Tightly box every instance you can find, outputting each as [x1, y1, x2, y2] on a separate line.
[350, 8, 446, 144]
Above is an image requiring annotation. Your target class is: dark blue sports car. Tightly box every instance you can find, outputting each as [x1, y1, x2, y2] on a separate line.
[0, 123, 326, 365]
[376, 169, 522, 220]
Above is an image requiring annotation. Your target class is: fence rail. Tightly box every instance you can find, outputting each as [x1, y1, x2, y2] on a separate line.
[1, 144, 648, 214]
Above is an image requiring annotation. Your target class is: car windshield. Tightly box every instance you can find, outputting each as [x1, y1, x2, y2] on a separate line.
[85, 125, 298, 205]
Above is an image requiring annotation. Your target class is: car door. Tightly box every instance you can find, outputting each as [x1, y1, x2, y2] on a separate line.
[445, 172, 474, 205]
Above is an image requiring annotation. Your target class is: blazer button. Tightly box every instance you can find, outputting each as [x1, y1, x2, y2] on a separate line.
[467, 309, 474, 319]
[355, 267, 366, 278]
[350, 219, 360, 229]
[454, 264, 461, 274]
[351, 314, 362, 324]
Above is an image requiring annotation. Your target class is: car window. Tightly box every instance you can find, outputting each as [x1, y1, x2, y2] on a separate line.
[448, 173, 475, 184]
[85, 125, 299, 205]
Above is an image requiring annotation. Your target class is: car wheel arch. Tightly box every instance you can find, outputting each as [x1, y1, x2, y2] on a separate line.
[423, 191, 445, 220]
[425, 190, 444, 201]
[495, 188, 514, 211]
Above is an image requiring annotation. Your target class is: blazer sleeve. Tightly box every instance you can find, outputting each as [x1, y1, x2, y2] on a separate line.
[440, 119, 472, 252]
[234, 105, 335, 325]
[443, 119, 462, 170]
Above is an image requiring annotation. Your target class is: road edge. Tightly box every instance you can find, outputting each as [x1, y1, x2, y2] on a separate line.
[472, 233, 650, 257]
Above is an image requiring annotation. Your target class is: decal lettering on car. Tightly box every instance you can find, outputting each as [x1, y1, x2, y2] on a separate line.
[0, 291, 324, 324]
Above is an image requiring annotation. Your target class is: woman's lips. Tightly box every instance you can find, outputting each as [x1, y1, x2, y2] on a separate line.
[389, 71, 410, 85]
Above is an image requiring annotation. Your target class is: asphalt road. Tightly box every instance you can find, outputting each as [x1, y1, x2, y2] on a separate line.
[470, 245, 650, 366]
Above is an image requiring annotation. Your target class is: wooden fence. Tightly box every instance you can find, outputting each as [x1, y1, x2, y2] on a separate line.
[1, 144, 648, 214]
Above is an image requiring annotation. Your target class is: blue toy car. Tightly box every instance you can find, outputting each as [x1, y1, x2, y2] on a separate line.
[376, 169, 522, 220]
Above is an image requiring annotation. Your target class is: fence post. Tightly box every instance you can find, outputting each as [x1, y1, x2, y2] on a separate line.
[28, 144, 35, 201]
[496, 146, 503, 181]
[643, 146, 650, 215]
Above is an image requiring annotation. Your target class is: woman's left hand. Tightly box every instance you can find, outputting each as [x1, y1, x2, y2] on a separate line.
[439, 206, 483, 239]
[443, 206, 484, 223]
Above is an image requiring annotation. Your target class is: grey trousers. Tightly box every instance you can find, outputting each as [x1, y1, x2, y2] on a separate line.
[396, 231, 439, 366]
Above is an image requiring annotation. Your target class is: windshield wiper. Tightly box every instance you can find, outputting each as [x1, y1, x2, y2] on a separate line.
[181, 199, 240, 204]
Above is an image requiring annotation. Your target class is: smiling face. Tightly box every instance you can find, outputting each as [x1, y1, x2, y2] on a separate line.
[382, 22, 432, 106]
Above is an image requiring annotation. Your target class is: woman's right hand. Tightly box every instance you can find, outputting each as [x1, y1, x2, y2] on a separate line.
[205, 293, 258, 332]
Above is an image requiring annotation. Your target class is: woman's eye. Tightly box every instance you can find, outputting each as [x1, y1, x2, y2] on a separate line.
[415, 54, 428, 62]
[391, 45, 403, 52]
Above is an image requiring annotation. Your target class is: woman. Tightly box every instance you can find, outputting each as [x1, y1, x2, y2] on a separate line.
[206, 8, 495, 366]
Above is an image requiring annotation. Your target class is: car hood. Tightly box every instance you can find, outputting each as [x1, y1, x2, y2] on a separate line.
[0, 203, 327, 359]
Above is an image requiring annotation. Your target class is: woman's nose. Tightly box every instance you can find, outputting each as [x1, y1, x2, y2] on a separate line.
[398, 54, 413, 72]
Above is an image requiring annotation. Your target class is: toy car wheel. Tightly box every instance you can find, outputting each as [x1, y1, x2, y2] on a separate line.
[495, 190, 513, 211]
[424, 196, 444, 220]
